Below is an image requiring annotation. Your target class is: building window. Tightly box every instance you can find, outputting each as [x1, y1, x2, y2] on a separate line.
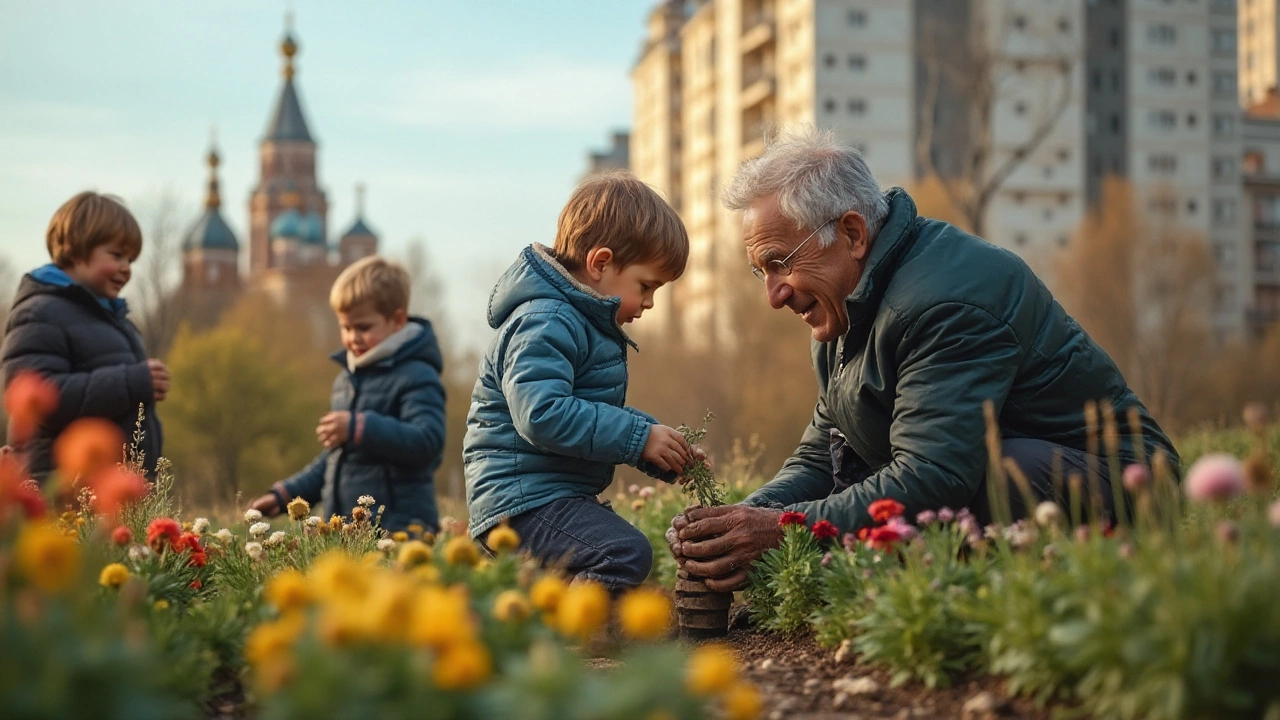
[1213, 71, 1237, 98]
[1109, 27, 1121, 49]
[1149, 196, 1177, 215]
[1148, 154, 1178, 174]
[1110, 113, 1123, 134]
[1215, 242, 1238, 269]
[1212, 198, 1237, 225]
[1057, 236, 1069, 248]
[1013, 14, 1027, 30]
[848, 55, 866, 70]
[1091, 70, 1102, 91]
[848, 9, 866, 26]
[1148, 109, 1177, 130]
[1186, 70, 1197, 85]
[1212, 113, 1236, 138]
[1057, 148, 1071, 163]
[824, 97, 837, 114]
[1211, 28, 1235, 56]
[1111, 70, 1122, 92]
[1187, 199, 1198, 215]
[1147, 24, 1176, 45]
[847, 98, 866, 115]
[1148, 67, 1176, 87]
[1256, 196, 1280, 228]
[1015, 233, 1028, 246]
[1215, 286, 1236, 313]
[824, 53, 836, 69]
[1058, 17, 1071, 33]
[1014, 101, 1027, 116]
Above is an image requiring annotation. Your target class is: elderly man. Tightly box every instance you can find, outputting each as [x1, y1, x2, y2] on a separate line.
[669, 129, 1178, 591]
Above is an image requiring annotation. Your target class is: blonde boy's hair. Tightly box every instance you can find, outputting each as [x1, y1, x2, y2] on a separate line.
[329, 256, 412, 317]
[553, 172, 689, 278]
[47, 192, 143, 266]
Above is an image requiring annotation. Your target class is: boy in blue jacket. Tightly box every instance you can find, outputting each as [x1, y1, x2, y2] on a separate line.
[464, 173, 696, 591]
[249, 256, 446, 532]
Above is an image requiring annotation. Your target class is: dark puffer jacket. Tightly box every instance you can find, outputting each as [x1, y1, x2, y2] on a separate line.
[277, 317, 446, 532]
[2, 267, 162, 481]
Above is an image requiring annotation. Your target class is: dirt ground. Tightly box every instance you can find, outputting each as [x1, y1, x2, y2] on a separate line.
[724, 626, 1067, 720]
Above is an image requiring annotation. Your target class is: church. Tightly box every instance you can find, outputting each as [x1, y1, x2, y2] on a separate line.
[178, 23, 379, 345]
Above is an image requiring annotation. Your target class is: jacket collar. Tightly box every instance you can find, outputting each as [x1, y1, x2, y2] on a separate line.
[525, 244, 637, 350]
[844, 188, 919, 320]
[29, 263, 130, 318]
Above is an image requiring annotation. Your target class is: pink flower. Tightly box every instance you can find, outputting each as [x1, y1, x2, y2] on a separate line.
[638, 486, 655, 499]
[937, 507, 955, 523]
[1122, 464, 1150, 493]
[1215, 520, 1239, 545]
[1184, 454, 1245, 503]
[628, 484, 640, 495]
[1270, 500, 1280, 528]
[820, 551, 833, 567]
[915, 510, 937, 525]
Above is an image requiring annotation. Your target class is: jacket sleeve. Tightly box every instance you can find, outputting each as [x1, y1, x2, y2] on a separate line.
[500, 311, 651, 466]
[355, 361, 447, 469]
[280, 451, 328, 504]
[1, 306, 152, 430]
[785, 303, 1022, 531]
[742, 366, 838, 509]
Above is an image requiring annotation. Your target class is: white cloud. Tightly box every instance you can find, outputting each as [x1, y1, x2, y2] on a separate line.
[370, 56, 631, 133]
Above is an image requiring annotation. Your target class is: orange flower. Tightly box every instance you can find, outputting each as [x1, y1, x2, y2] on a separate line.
[868, 498, 905, 524]
[88, 467, 147, 518]
[54, 418, 123, 481]
[111, 525, 133, 546]
[147, 518, 182, 551]
[4, 371, 59, 444]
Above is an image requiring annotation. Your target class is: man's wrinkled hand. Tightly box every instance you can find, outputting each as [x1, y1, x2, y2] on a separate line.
[668, 505, 784, 592]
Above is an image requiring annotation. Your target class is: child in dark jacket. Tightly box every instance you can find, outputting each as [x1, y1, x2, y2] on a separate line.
[248, 256, 446, 533]
[464, 173, 698, 592]
[2, 192, 168, 481]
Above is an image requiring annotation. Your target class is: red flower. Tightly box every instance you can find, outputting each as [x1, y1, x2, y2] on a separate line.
[178, 532, 207, 568]
[0, 456, 45, 520]
[868, 499, 905, 524]
[856, 527, 871, 541]
[866, 524, 905, 551]
[190, 579, 203, 590]
[811, 520, 839, 540]
[4, 371, 59, 444]
[111, 525, 133, 546]
[779, 511, 808, 527]
[146, 518, 181, 551]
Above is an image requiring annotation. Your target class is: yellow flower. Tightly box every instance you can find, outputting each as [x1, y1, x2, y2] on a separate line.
[245, 614, 307, 667]
[432, 639, 492, 690]
[721, 682, 762, 720]
[407, 523, 426, 537]
[444, 536, 480, 566]
[392, 531, 409, 543]
[329, 514, 343, 531]
[308, 551, 370, 603]
[351, 506, 370, 523]
[318, 598, 368, 646]
[397, 540, 433, 569]
[286, 497, 310, 521]
[98, 562, 130, 589]
[631, 499, 646, 512]
[413, 564, 441, 584]
[264, 569, 312, 613]
[556, 581, 610, 640]
[409, 585, 474, 650]
[686, 644, 738, 695]
[487, 525, 521, 554]
[530, 575, 567, 612]
[492, 590, 532, 623]
[153, 599, 170, 611]
[618, 587, 671, 641]
[366, 574, 416, 641]
[15, 521, 80, 593]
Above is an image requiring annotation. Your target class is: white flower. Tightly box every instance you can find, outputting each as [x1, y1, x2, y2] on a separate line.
[192, 517, 211, 535]
[1033, 502, 1062, 528]
[245, 542, 264, 560]
[306, 516, 322, 528]
[357, 495, 376, 508]
[245, 509, 263, 523]
[214, 528, 234, 544]
[250, 522, 270, 538]
[377, 538, 396, 552]
[265, 531, 287, 547]
[128, 544, 152, 562]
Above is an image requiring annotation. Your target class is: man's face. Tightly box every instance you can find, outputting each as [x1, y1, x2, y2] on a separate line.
[743, 194, 868, 343]
[337, 301, 408, 357]
[66, 237, 135, 300]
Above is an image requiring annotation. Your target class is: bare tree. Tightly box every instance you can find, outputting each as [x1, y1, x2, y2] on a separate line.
[915, 2, 1076, 236]
[130, 188, 189, 357]
[1055, 179, 1217, 428]
[402, 237, 449, 333]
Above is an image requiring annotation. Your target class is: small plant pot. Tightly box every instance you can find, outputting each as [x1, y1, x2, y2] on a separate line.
[675, 569, 732, 640]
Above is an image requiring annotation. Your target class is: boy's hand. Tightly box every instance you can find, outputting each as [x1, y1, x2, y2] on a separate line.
[147, 359, 170, 401]
[317, 411, 352, 449]
[674, 447, 710, 485]
[248, 493, 283, 517]
[642, 424, 693, 473]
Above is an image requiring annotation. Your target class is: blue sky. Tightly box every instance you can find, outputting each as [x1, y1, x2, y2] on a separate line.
[0, 0, 650, 349]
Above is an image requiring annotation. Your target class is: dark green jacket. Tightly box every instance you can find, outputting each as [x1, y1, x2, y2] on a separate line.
[743, 189, 1177, 530]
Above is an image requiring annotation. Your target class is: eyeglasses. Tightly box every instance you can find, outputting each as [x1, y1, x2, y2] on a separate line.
[749, 218, 837, 282]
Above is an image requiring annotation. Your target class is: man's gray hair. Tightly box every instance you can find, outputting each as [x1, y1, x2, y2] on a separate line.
[722, 127, 888, 246]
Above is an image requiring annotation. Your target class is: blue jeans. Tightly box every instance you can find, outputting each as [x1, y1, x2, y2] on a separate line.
[489, 496, 653, 592]
[975, 438, 1117, 524]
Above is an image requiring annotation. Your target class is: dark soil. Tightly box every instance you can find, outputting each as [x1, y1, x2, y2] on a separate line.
[724, 629, 1068, 720]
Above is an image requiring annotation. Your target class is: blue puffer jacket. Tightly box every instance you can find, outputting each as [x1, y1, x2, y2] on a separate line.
[464, 244, 668, 539]
[279, 317, 445, 532]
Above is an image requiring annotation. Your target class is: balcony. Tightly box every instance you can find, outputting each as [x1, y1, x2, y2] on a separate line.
[741, 68, 775, 109]
[741, 13, 775, 54]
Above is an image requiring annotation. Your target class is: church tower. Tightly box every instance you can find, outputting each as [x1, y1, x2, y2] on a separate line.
[181, 142, 240, 289]
[338, 183, 379, 266]
[248, 18, 328, 276]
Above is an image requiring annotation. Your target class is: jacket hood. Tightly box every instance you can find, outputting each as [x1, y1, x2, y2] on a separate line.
[486, 244, 633, 348]
[15, 266, 130, 318]
[330, 316, 443, 373]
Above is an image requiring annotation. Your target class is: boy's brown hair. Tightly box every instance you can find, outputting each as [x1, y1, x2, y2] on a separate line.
[46, 192, 143, 266]
[553, 172, 689, 278]
[329, 255, 412, 317]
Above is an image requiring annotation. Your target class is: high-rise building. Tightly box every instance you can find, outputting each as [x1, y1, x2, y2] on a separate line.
[632, 0, 1251, 344]
[1240, 0, 1279, 108]
[1243, 91, 1280, 337]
